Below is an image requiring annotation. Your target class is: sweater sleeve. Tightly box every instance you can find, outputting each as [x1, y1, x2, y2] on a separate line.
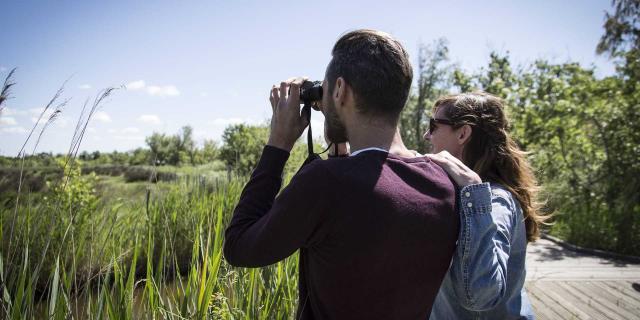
[223, 145, 335, 267]
[449, 182, 514, 311]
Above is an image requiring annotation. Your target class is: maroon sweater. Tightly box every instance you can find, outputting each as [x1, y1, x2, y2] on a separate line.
[224, 146, 459, 320]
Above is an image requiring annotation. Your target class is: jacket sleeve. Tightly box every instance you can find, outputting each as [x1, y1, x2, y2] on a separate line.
[449, 182, 515, 311]
[223, 145, 336, 267]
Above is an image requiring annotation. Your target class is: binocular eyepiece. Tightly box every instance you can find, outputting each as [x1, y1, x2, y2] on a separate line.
[299, 80, 323, 110]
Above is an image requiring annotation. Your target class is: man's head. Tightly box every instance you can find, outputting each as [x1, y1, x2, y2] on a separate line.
[322, 29, 413, 143]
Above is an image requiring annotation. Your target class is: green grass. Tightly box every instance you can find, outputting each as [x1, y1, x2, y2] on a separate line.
[1, 164, 300, 319]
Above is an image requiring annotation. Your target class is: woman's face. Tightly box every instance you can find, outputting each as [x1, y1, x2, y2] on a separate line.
[424, 106, 464, 158]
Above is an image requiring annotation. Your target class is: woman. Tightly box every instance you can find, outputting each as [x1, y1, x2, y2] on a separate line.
[425, 92, 548, 319]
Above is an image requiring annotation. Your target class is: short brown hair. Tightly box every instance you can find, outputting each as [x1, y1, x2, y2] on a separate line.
[327, 29, 413, 122]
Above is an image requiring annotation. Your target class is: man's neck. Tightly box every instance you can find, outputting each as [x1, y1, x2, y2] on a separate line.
[346, 119, 414, 158]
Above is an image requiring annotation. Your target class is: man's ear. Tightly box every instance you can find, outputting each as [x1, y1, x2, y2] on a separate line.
[457, 124, 473, 145]
[334, 77, 347, 107]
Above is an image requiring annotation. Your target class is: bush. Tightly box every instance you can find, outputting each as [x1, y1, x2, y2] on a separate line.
[123, 166, 178, 183]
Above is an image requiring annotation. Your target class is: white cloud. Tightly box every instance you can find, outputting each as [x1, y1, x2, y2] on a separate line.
[125, 80, 180, 97]
[147, 85, 180, 97]
[107, 127, 143, 137]
[0, 66, 6, 72]
[1, 126, 28, 134]
[0, 117, 17, 126]
[29, 107, 48, 116]
[1, 107, 14, 116]
[200, 92, 209, 97]
[138, 114, 162, 125]
[31, 116, 48, 125]
[78, 84, 92, 90]
[122, 127, 140, 134]
[209, 117, 259, 126]
[87, 127, 97, 133]
[126, 80, 146, 90]
[114, 135, 145, 141]
[93, 111, 112, 123]
[27, 108, 69, 127]
[55, 116, 69, 128]
[29, 107, 57, 119]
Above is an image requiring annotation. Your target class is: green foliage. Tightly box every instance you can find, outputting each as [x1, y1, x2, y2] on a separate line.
[194, 139, 220, 165]
[397, 11, 640, 254]
[447, 51, 640, 255]
[400, 38, 452, 153]
[219, 123, 270, 175]
[596, 0, 640, 57]
[1, 157, 99, 316]
[145, 125, 198, 166]
[2, 173, 299, 318]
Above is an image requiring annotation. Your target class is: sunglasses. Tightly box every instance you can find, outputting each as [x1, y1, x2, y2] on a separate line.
[428, 117, 456, 134]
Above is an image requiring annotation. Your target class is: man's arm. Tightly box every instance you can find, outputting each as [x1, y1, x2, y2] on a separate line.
[223, 145, 335, 267]
[224, 77, 337, 267]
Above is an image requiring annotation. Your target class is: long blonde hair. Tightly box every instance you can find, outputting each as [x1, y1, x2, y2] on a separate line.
[433, 91, 549, 242]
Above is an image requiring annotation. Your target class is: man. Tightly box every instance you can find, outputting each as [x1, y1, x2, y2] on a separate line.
[224, 29, 459, 319]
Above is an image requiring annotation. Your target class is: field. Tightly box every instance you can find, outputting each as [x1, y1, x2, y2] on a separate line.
[1, 160, 302, 319]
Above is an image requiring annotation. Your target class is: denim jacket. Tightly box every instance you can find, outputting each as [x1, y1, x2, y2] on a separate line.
[429, 182, 534, 320]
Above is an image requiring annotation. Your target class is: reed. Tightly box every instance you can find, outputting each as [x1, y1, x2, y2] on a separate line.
[1, 71, 300, 319]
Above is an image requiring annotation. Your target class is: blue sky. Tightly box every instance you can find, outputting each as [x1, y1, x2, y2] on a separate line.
[0, 0, 615, 156]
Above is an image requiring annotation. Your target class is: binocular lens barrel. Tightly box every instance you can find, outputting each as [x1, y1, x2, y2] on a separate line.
[300, 80, 323, 103]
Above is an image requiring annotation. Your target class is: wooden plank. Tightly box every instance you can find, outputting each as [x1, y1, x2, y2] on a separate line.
[600, 281, 640, 304]
[555, 281, 626, 320]
[564, 281, 639, 319]
[527, 282, 568, 318]
[526, 269, 640, 281]
[588, 281, 640, 316]
[528, 281, 591, 319]
[543, 282, 609, 319]
[525, 238, 640, 318]
[526, 286, 577, 320]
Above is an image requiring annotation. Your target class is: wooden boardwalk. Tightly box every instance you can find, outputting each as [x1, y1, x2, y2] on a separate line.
[525, 238, 640, 319]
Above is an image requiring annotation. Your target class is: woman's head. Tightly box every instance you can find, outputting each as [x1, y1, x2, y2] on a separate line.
[425, 91, 548, 242]
[427, 92, 509, 171]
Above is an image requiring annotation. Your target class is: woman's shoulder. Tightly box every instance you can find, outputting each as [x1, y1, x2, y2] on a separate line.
[488, 183, 520, 213]
[489, 183, 511, 198]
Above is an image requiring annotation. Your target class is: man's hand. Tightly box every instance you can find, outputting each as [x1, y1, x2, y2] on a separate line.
[425, 151, 482, 187]
[267, 77, 310, 152]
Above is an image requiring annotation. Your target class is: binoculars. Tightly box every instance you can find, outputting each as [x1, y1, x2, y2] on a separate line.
[299, 80, 323, 110]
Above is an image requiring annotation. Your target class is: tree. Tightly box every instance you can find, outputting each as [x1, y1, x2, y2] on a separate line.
[129, 147, 150, 165]
[177, 125, 196, 165]
[196, 139, 219, 164]
[146, 132, 179, 165]
[400, 38, 451, 153]
[219, 124, 269, 175]
[597, 0, 640, 57]
[144, 126, 196, 166]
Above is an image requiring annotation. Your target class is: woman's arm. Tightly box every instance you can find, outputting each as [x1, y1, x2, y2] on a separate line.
[449, 182, 514, 311]
[426, 151, 514, 311]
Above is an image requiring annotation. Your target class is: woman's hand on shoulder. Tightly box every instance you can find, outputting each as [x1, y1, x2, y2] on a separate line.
[426, 151, 482, 187]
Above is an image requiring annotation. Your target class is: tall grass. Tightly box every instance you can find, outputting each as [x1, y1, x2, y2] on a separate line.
[2, 173, 300, 318]
[0, 71, 300, 318]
